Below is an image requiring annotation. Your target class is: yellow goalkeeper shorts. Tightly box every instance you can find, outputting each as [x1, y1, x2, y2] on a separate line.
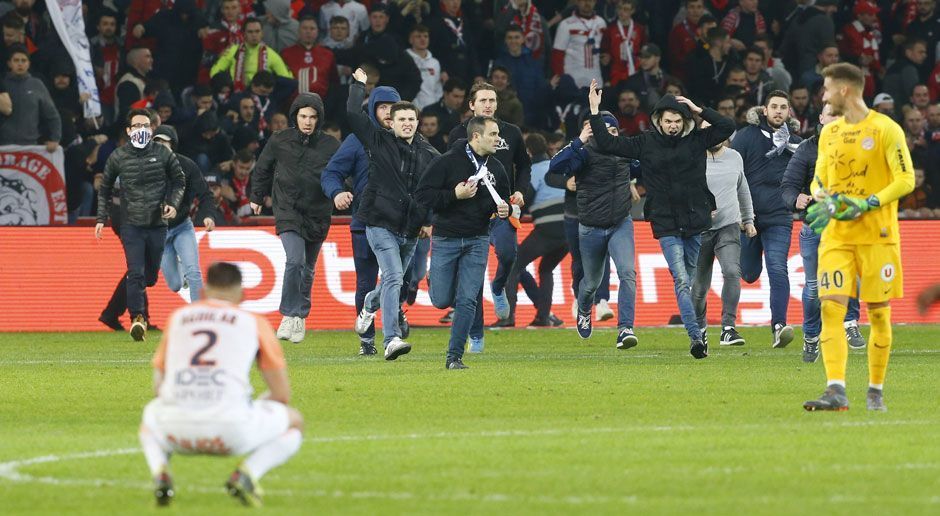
[817, 241, 903, 303]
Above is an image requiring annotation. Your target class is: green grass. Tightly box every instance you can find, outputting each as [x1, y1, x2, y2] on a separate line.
[1, 326, 939, 515]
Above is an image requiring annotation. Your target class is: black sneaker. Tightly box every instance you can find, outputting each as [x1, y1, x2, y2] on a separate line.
[548, 313, 564, 327]
[866, 387, 887, 412]
[576, 310, 592, 339]
[720, 327, 745, 346]
[803, 384, 849, 411]
[399, 311, 410, 339]
[489, 317, 515, 328]
[439, 309, 454, 324]
[616, 328, 638, 349]
[225, 468, 262, 507]
[406, 286, 418, 306]
[446, 358, 469, 369]
[802, 337, 820, 363]
[700, 328, 708, 349]
[690, 339, 708, 359]
[845, 322, 866, 349]
[98, 314, 125, 332]
[154, 470, 174, 506]
[359, 341, 377, 356]
[528, 315, 551, 327]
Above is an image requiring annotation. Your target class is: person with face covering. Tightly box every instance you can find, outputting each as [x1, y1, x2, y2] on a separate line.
[731, 90, 802, 350]
[347, 67, 440, 362]
[249, 93, 339, 344]
[94, 108, 186, 342]
[587, 79, 734, 359]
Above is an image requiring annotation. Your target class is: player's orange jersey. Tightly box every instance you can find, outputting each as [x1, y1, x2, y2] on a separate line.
[813, 109, 915, 245]
[152, 300, 285, 414]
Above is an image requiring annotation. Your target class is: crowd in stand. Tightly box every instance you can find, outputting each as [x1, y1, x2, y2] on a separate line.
[2, 0, 939, 223]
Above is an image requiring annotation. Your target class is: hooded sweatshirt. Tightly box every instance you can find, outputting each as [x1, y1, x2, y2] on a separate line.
[321, 85, 400, 231]
[589, 94, 735, 239]
[262, 0, 299, 51]
[0, 72, 61, 145]
[250, 93, 340, 241]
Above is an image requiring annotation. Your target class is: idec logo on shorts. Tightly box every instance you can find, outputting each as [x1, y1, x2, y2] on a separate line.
[0, 147, 67, 226]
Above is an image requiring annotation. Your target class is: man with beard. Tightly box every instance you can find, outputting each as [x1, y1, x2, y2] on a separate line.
[614, 88, 650, 136]
[587, 80, 734, 359]
[732, 90, 802, 349]
[249, 93, 339, 344]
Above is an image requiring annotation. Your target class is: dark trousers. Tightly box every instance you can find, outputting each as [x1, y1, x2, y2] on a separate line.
[351, 230, 379, 340]
[279, 231, 324, 318]
[564, 216, 610, 303]
[488, 217, 518, 295]
[505, 224, 568, 320]
[120, 225, 167, 319]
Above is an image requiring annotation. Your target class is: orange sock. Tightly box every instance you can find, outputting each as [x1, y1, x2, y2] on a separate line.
[868, 306, 892, 387]
[821, 300, 849, 385]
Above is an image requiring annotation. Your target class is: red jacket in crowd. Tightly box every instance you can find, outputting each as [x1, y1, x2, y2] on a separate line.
[667, 17, 698, 82]
[281, 44, 336, 99]
[839, 19, 882, 99]
[602, 18, 646, 87]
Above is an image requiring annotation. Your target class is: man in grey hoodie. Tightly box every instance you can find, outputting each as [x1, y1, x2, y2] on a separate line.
[691, 120, 756, 348]
[0, 45, 60, 150]
[262, 0, 299, 51]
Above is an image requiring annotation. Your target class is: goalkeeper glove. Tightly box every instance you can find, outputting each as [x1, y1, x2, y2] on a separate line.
[831, 194, 880, 221]
[805, 199, 834, 235]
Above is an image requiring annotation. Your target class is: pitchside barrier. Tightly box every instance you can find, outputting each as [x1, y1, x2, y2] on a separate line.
[1, 221, 939, 332]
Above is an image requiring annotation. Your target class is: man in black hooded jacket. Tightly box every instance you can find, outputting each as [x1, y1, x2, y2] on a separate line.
[249, 92, 339, 345]
[587, 80, 734, 359]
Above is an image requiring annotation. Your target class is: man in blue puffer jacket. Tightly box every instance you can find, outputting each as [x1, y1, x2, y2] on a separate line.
[321, 84, 409, 357]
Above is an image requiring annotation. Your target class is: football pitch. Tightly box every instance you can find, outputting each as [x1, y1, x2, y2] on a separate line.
[1, 326, 939, 515]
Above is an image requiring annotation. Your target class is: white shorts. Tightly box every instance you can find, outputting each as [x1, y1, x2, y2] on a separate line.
[142, 398, 289, 456]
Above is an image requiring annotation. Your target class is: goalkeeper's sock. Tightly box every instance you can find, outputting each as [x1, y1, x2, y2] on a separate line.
[821, 300, 849, 386]
[868, 306, 893, 386]
[139, 425, 170, 478]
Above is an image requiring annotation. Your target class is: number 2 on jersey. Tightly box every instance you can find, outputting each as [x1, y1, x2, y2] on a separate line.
[190, 330, 218, 366]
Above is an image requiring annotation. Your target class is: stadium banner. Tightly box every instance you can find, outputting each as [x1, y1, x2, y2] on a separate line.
[0, 145, 67, 226]
[44, 0, 102, 119]
[1, 222, 939, 332]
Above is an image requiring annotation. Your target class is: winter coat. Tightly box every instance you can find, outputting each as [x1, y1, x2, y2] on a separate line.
[590, 94, 734, 239]
[249, 93, 340, 241]
[448, 118, 532, 201]
[548, 137, 634, 229]
[346, 80, 439, 237]
[731, 107, 802, 228]
[0, 73, 61, 145]
[261, 0, 299, 51]
[780, 134, 818, 220]
[97, 141, 186, 228]
[320, 86, 401, 232]
[494, 48, 550, 128]
[169, 153, 219, 228]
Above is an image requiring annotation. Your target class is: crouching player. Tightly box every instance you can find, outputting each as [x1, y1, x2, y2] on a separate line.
[803, 63, 914, 412]
[138, 262, 303, 506]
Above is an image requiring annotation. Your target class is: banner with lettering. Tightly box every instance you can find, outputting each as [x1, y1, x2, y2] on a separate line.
[0, 145, 67, 226]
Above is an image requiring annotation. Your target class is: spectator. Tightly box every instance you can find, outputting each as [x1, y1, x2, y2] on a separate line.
[356, 4, 422, 102]
[116, 47, 153, 124]
[124, 0, 163, 50]
[495, 0, 547, 62]
[743, 45, 779, 106]
[838, 0, 882, 99]
[620, 43, 677, 112]
[281, 15, 336, 101]
[780, 0, 837, 78]
[90, 9, 123, 126]
[494, 24, 550, 129]
[904, 106, 928, 153]
[603, 0, 647, 87]
[0, 45, 60, 150]
[927, 103, 940, 131]
[200, 0, 245, 84]
[668, 0, 708, 82]
[551, 0, 606, 89]
[490, 66, 524, 127]
[724, 66, 748, 90]
[614, 88, 650, 135]
[223, 95, 261, 136]
[319, 0, 369, 47]
[261, 0, 299, 51]
[906, 0, 940, 75]
[720, 0, 766, 51]
[715, 95, 736, 120]
[94, 108, 185, 342]
[219, 149, 257, 219]
[428, 0, 483, 85]
[899, 163, 937, 218]
[0, 12, 34, 66]
[182, 110, 234, 172]
[423, 78, 466, 136]
[753, 34, 792, 94]
[873, 92, 896, 117]
[131, 0, 207, 98]
[203, 173, 238, 225]
[687, 27, 733, 107]
[799, 43, 839, 92]
[405, 24, 442, 110]
[884, 38, 928, 118]
[419, 110, 447, 153]
[211, 18, 293, 93]
[322, 15, 353, 51]
[65, 139, 102, 223]
[790, 83, 817, 136]
[909, 84, 932, 115]
[47, 59, 83, 147]
[250, 93, 341, 344]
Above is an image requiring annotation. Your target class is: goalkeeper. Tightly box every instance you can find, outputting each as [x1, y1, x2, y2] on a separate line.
[803, 63, 914, 412]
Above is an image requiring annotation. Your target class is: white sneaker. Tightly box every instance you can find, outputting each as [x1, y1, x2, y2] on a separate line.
[276, 316, 293, 341]
[355, 308, 376, 335]
[595, 299, 614, 322]
[290, 317, 306, 343]
[384, 337, 412, 361]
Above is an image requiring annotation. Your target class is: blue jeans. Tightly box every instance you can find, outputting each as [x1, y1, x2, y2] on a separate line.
[364, 226, 416, 345]
[488, 217, 518, 295]
[798, 223, 861, 338]
[741, 224, 792, 327]
[429, 236, 489, 361]
[407, 236, 431, 291]
[564, 216, 610, 302]
[161, 219, 203, 302]
[120, 224, 167, 318]
[659, 235, 702, 340]
[351, 230, 379, 341]
[578, 218, 637, 329]
[279, 230, 324, 318]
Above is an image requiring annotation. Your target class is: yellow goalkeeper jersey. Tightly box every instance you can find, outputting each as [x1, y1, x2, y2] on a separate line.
[813, 109, 915, 245]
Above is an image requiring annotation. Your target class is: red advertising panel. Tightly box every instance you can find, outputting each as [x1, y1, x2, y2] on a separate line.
[1, 222, 938, 332]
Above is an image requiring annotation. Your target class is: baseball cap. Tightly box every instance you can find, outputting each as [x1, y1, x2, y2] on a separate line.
[873, 93, 893, 106]
[639, 43, 661, 58]
[153, 125, 178, 147]
[204, 173, 220, 186]
[854, 0, 879, 16]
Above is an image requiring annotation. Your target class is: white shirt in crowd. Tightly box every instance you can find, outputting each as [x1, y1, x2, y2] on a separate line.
[553, 13, 607, 89]
[319, 1, 370, 47]
[406, 48, 443, 110]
